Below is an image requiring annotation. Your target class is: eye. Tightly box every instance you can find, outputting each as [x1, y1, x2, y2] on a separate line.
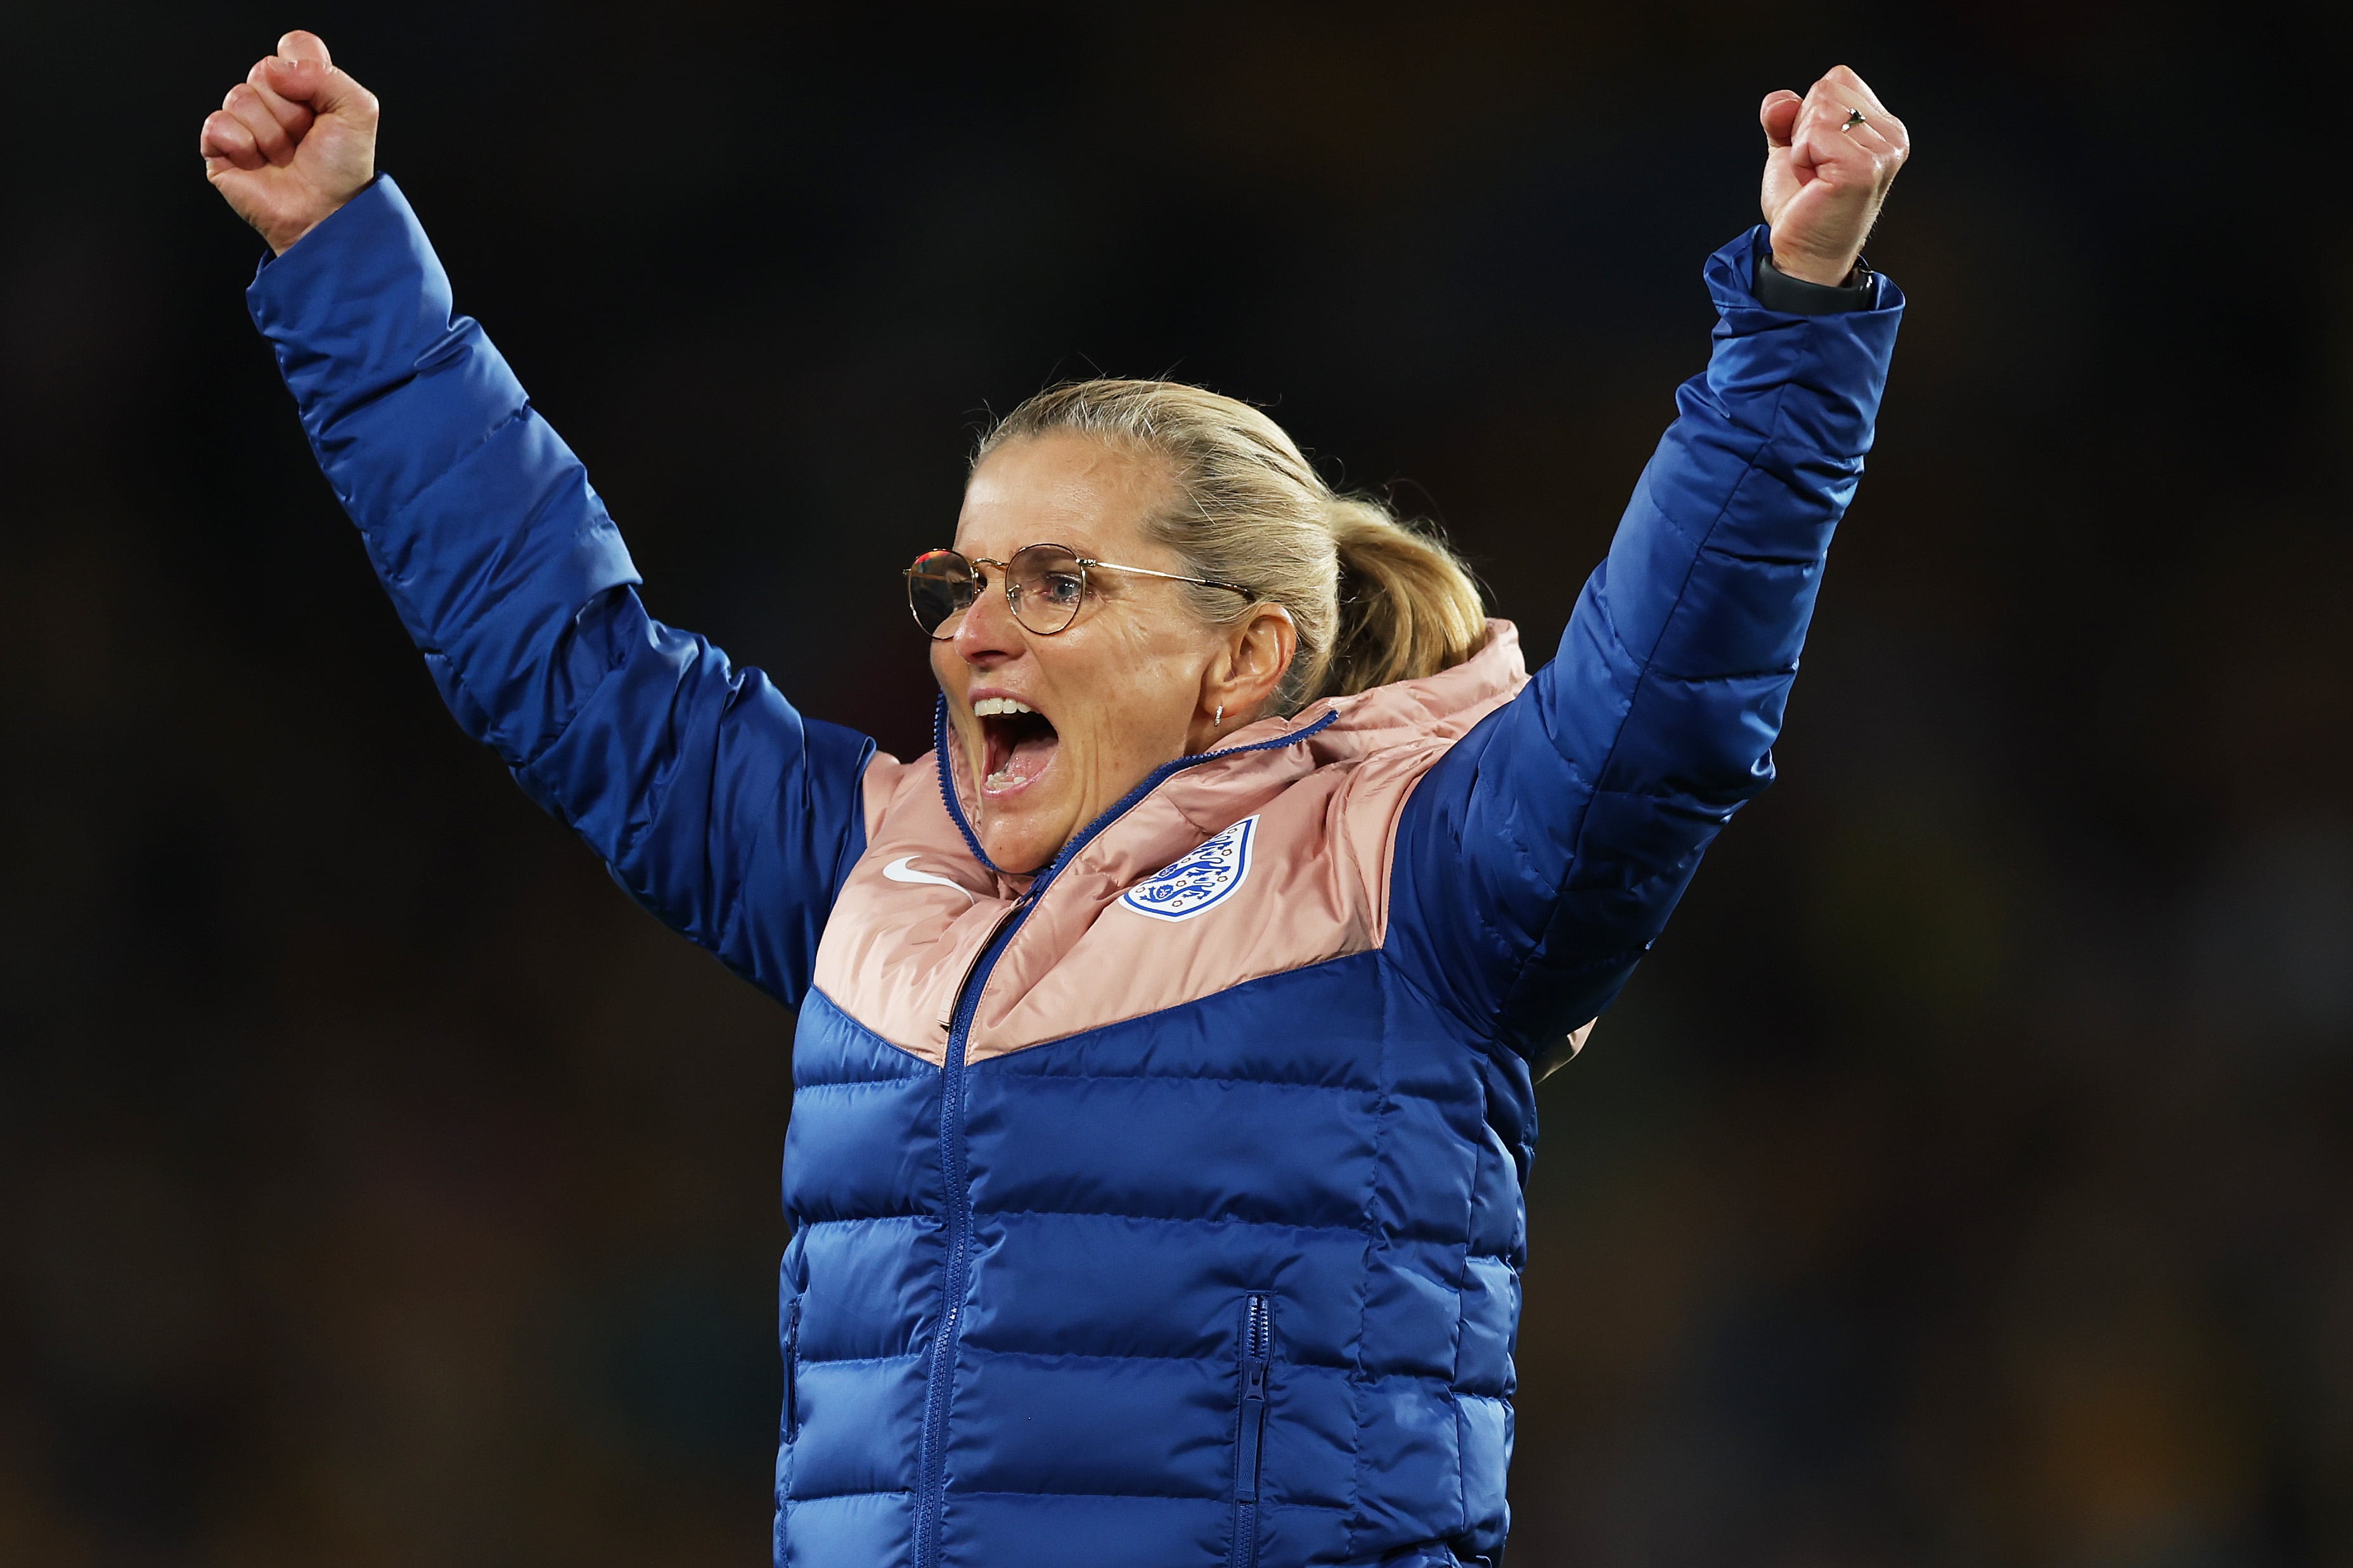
[1037, 570, 1085, 608]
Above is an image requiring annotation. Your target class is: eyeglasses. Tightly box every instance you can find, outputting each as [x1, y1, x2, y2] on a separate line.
[905, 543, 1253, 640]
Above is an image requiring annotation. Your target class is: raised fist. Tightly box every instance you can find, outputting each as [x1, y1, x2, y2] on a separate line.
[1758, 65, 1910, 286]
[200, 30, 378, 255]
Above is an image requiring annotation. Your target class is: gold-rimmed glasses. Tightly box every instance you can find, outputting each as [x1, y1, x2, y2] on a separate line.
[905, 543, 1253, 641]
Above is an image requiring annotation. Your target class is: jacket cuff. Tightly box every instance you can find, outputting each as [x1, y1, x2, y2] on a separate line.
[1751, 242, 1877, 316]
[248, 173, 394, 290]
[245, 174, 454, 375]
[1700, 225, 1903, 459]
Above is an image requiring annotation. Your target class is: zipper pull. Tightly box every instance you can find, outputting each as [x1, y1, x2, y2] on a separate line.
[1237, 1293, 1271, 1505]
[938, 887, 1039, 1034]
[1242, 1294, 1270, 1397]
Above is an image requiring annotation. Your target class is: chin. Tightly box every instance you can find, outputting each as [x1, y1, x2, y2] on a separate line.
[974, 776, 1086, 872]
[979, 819, 1060, 875]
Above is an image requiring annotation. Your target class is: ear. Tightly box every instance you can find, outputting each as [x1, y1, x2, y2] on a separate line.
[1189, 604, 1297, 750]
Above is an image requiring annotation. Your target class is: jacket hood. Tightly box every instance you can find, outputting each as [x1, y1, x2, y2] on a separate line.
[1286, 617, 1528, 764]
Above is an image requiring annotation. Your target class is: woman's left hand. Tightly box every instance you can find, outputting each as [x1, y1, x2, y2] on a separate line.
[1758, 65, 1910, 286]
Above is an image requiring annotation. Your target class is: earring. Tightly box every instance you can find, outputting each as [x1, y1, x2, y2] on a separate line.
[1213, 704, 1224, 728]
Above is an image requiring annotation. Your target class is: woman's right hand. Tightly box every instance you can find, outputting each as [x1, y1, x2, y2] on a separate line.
[200, 30, 378, 255]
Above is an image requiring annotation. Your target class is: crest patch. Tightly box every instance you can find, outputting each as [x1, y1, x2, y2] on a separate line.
[1119, 816, 1257, 922]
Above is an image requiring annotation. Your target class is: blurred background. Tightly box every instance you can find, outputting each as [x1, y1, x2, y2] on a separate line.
[4, 1, 2350, 1563]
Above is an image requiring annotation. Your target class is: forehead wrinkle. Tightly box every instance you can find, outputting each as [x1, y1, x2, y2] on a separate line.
[957, 433, 1181, 565]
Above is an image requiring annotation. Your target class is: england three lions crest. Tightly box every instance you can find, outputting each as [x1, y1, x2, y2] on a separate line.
[1119, 816, 1258, 922]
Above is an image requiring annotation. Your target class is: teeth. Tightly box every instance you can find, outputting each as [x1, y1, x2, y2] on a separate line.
[972, 697, 1036, 717]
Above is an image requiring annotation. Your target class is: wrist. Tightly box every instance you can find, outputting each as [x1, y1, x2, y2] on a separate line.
[262, 181, 371, 256]
[1769, 243, 1859, 288]
[1753, 243, 1876, 316]
[267, 216, 326, 256]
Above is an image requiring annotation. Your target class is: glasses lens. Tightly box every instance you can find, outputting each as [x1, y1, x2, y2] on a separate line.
[906, 550, 976, 638]
[1007, 545, 1086, 635]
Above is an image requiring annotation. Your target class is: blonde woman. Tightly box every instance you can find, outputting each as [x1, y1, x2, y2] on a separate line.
[204, 30, 1908, 1568]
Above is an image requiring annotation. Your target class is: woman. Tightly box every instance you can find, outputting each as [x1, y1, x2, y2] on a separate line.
[203, 31, 1907, 1568]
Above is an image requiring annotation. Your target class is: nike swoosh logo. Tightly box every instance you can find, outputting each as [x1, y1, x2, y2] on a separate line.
[881, 856, 976, 902]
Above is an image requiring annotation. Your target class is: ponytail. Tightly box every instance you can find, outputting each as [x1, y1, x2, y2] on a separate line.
[977, 380, 1488, 712]
[1319, 496, 1487, 700]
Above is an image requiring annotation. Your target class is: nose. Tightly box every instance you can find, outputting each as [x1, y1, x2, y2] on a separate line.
[951, 574, 1026, 666]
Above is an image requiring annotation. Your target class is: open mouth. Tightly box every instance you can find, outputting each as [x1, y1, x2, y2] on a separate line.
[973, 696, 1059, 797]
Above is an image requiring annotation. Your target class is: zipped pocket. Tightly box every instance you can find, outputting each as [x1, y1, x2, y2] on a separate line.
[1234, 1293, 1272, 1567]
[783, 1295, 803, 1443]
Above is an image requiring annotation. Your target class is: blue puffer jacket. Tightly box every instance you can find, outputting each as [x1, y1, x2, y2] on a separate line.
[248, 177, 1900, 1567]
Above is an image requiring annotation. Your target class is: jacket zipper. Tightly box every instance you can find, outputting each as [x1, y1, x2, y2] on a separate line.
[910, 708, 1337, 1568]
[782, 1295, 802, 1443]
[910, 890, 1029, 1568]
[1234, 1292, 1273, 1567]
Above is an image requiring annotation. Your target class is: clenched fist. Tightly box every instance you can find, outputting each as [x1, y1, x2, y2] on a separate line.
[200, 30, 378, 255]
[1759, 65, 1910, 286]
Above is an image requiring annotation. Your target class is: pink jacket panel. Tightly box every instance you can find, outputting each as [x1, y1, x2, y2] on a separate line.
[812, 623, 1530, 1065]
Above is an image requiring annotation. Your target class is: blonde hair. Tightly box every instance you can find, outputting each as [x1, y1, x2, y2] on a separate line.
[975, 380, 1485, 714]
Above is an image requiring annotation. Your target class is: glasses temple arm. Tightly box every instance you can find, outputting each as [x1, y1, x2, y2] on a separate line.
[1083, 560, 1254, 597]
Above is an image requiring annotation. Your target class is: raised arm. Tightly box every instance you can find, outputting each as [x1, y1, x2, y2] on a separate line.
[1386, 67, 1911, 1065]
[205, 33, 874, 1005]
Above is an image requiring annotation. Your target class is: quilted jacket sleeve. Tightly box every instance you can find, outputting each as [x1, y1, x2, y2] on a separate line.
[1386, 226, 1904, 1064]
[247, 177, 874, 1006]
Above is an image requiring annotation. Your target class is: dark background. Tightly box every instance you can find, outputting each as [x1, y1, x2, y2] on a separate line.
[5, 1, 2350, 1563]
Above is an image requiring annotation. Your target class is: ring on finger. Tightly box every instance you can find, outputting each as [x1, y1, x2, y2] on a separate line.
[1842, 106, 1868, 131]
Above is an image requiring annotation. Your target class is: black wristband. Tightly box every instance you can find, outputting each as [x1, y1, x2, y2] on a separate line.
[1753, 248, 1876, 315]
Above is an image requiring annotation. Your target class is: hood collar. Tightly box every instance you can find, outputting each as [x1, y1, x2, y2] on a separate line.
[1229, 618, 1526, 762]
[936, 619, 1529, 877]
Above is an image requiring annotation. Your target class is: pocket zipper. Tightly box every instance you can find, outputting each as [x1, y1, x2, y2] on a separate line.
[1235, 1292, 1272, 1567]
[783, 1295, 803, 1443]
